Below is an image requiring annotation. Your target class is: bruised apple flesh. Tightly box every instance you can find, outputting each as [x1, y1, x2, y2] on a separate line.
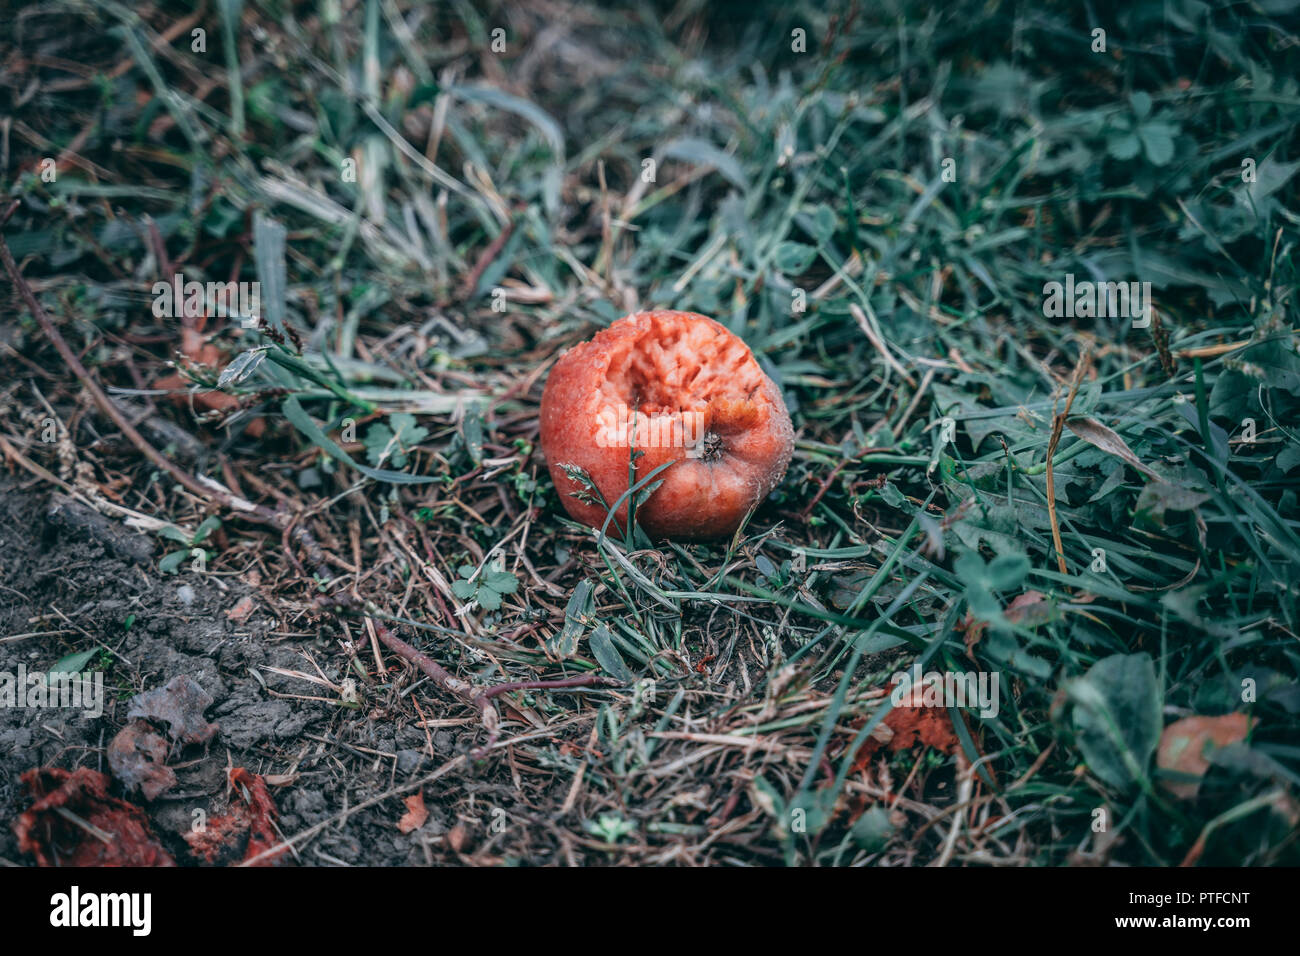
[540, 310, 794, 540]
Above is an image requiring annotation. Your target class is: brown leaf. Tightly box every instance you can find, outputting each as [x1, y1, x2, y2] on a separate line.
[397, 792, 429, 834]
[958, 613, 987, 656]
[1065, 416, 1161, 481]
[851, 706, 960, 774]
[960, 590, 1052, 656]
[1157, 713, 1255, 800]
[447, 822, 468, 853]
[226, 595, 256, 623]
[107, 720, 177, 801]
[127, 675, 218, 745]
[1006, 590, 1054, 626]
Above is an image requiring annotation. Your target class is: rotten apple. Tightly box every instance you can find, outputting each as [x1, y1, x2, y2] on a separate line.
[540, 310, 794, 540]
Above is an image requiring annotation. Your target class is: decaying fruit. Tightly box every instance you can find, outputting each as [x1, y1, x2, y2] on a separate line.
[540, 310, 794, 540]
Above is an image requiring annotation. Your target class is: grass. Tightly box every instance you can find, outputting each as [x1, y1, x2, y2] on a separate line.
[2, 0, 1298, 865]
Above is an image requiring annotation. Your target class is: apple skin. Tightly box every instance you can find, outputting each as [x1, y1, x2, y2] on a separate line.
[540, 310, 794, 540]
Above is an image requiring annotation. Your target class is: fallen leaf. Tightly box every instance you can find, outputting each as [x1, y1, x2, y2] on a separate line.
[958, 613, 988, 656]
[1158, 713, 1255, 800]
[226, 595, 256, 623]
[1066, 416, 1161, 481]
[14, 767, 176, 866]
[107, 720, 177, 800]
[127, 675, 218, 745]
[1006, 589, 1054, 627]
[851, 706, 960, 773]
[960, 590, 1053, 655]
[397, 792, 429, 833]
[447, 822, 468, 853]
[1135, 481, 1211, 521]
[884, 706, 961, 753]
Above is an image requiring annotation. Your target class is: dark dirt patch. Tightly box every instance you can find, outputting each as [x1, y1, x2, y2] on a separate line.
[0, 478, 488, 866]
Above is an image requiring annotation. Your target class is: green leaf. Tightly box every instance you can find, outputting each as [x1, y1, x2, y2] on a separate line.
[588, 624, 633, 683]
[632, 478, 664, 511]
[482, 569, 518, 594]
[1138, 122, 1177, 166]
[788, 787, 835, 837]
[192, 516, 222, 544]
[850, 805, 894, 853]
[1134, 481, 1210, 521]
[986, 553, 1030, 591]
[476, 587, 502, 611]
[1248, 156, 1300, 204]
[253, 211, 287, 337]
[878, 481, 906, 508]
[982, 628, 1054, 679]
[1107, 133, 1141, 161]
[549, 579, 593, 658]
[810, 204, 838, 244]
[1066, 653, 1161, 790]
[389, 413, 429, 446]
[451, 579, 477, 600]
[773, 240, 817, 275]
[662, 137, 748, 192]
[159, 549, 190, 574]
[49, 648, 99, 676]
[363, 413, 429, 468]
[965, 584, 1003, 621]
[750, 774, 786, 822]
[449, 85, 564, 159]
[461, 406, 485, 464]
[157, 525, 191, 544]
[363, 422, 395, 466]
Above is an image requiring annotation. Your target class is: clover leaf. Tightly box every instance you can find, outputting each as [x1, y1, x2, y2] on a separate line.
[451, 564, 519, 611]
[364, 413, 429, 468]
[1106, 92, 1181, 167]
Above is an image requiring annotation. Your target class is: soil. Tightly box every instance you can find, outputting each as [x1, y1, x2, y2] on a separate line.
[0, 469, 907, 867]
[0, 477, 496, 866]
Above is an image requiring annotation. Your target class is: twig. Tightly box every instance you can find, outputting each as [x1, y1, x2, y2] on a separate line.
[933, 751, 973, 867]
[351, 613, 614, 753]
[53, 806, 114, 844]
[1045, 348, 1092, 575]
[458, 215, 515, 300]
[478, 675, 612, 702]
[850, 302, 916, 387]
